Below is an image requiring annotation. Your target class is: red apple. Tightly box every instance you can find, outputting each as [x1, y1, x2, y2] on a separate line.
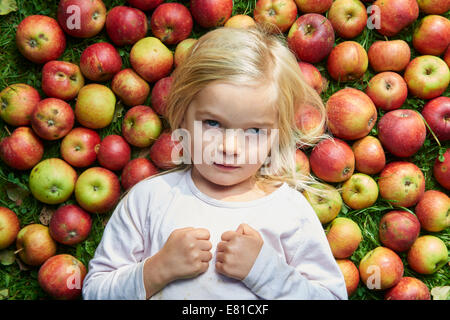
[0, 127, 44, 170]
[253, 0, 297, 33]
[127, 0, 164, 11]
[295, 149, 310, 176]
[130, 37, 173, 83]
[151, 3, 193, 45]
[298, 62, 323, 95]
[49, 204, 92, 246]
[336, 259, 360, 297]
[16, 224, 57, 266]
[326, 88, 377, 140]
[97, 135, 131, 171]
[0, 207, 20, 250]
[327, 0, 367, 39]
[224, 14, 256, 28]
[385, 277, 431, 300]
[379, 210, 420, 252]
[190, 0, 233, 28]
[342, 173, 379, 210]
[42, 61, 84, 101]
[111, 69, 150, 108]
[359, 246, 404, 290]
[413, 15, 450, 56]
[377, 109, 426, 158]
[326, 217, 362, 259]
[378, 161, 425, 208]
[80, 42, 122, 82]
[121, 158, 160, 190]
[372, 0, 419, 37]
[421, 96, 450, 142]
[368, 40, 411, 73]
[302, 183, 342, 224]
[16, 15, 66, 64]
[151, 76, 173, 116]
[407, 235, 448, 274]
[404, 55, 450, 100]
[149, 130, 184, 170]
[415, 190, 450, 232]
[417, 0, 450, 15]
[352, 136, 385, 175]
[287, 13, 335, 64]
[294, 0, 332, 13]
[31, 98, 75, 141]
[174, 38, 198, 68]
[309, 138, 355, 183]
[0, 83, 40, 127]
[38, 254, 87, 300]
[60, 127, 101, 168]
[365, 72, 408, 111]
[122, 105, 162, 148]
[75, 84, 116, 129]
[327, 41, 368, 82]
[433, 148, 450, 190]
[106, 6, 148, 46]
[294, 103, 326, 147]
[57, 0, 106, 38]
[444, 45, 450, 68]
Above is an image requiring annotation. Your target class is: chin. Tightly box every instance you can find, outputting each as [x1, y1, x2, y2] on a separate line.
[195, 164, 253, 187]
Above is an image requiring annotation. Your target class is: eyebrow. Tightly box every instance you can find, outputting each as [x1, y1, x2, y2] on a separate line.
[196, 110, 275, 127]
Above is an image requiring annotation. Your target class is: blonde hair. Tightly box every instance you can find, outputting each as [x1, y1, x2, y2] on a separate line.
[122, 23, 331, 200]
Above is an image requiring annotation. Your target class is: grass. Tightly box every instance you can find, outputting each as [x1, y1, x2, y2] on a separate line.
[0, 0, 449, 300]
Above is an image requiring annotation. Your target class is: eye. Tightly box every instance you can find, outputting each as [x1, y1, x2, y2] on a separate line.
[203, 119, 220, 128]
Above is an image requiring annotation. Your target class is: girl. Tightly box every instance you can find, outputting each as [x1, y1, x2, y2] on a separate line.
[82, 24, 348, 300]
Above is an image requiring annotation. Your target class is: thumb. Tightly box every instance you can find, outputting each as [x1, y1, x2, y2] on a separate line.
[236, 223, 245, 235]
[238, 223, 260, 238]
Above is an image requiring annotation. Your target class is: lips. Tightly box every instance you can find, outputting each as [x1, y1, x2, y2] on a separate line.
[213, 162, 239, 168]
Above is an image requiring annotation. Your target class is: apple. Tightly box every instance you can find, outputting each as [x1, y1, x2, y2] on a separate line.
[378, 161, 425, 208]
[174, 38, 198, 68]
[302, 183, 342, 224]
[433, 148, 450, 190]
[16, 224, 57, 266]
[413, 15, 450, 56]
[385, 277, 431, 300]
[29, 158, 78, 205]
[445, 46, 450, 68]
[377, 109, 426, 158]
[38, 254, 87, 300]
[359, 246, 404, 290]
[421, 96, 450, 142]
[0, 83, 41, 126]
[415, 190, 450, 232]
[342, 173, 379, 210]
[287, 13, 335, 64]
[127, 0, 164, 11]
[151, 3, 193, 45]
[41, 61, 84, 101]
[111, 69, 150, 108]
[49, 204, 92, 246]
[294, 103, 326, 147]
[326, 88, 376, 140]
[149, 130, 184, 170]
[121, 158, 160, 191]
[368, 40, 411, 73]
[309, 138, 355, 183]
[190, 0, 233, 29]
[378, 210, 420, 252]
[0, 127, 44, 170]
[151, 76, 173, 116]
[130, 37, 173, 83]
[80, 42, 122, 82]
[326, 217, 362, 259]
[298, 62, 323, 95]
[16, 15, 66, 64]
[0, 207, 20, 250]
[224, 14, 256, 28]
[106, 6, 148, 46]
[294, 0, 332, 13]
[407, 235, 448, 274]
[75, 84, 116, 129]
[74, 167, 121, 214]
[327, 0, 367, 39]
[351, 136, 385, 175]
[365, 72, 408, 111]
[253, 0, 297, 33]
[404, 55, 450, 100]
[97, 135, 131, 171]
[57, 0, 106, 38]
[60, 127, 101, 168]
[327, 41, 368, 82]
[417, 0, 450, 14]
[295, 149, 310, 176]
[122, 105, 162, 148]
[336, 259, 360, 297]
[31, 98, 75, 141]
[372, 0, 419, 37]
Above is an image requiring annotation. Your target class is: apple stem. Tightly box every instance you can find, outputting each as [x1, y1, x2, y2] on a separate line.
[4, 126, 11, 136]
[14, 248, 23, 255]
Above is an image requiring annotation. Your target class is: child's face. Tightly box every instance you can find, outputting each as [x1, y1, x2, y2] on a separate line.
[180, 80, 279, 187]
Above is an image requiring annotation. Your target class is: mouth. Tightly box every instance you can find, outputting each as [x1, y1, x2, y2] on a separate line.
[213, 162, 240, 170]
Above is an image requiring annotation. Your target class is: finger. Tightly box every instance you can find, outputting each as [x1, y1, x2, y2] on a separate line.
[199, 261, 209, 274]
[221, 230, 237, 241]
[199, 250, 213, 262]
[197, 240, 212, 251]
[215, 261, 225, 275]
[235, 224, 245, 234]
[216, 241, 228, 253]
[192, 228, 210, 240]
[215, 252, 226, 263]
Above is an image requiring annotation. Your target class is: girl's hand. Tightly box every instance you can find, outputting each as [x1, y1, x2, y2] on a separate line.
[215, 223, 264, 281]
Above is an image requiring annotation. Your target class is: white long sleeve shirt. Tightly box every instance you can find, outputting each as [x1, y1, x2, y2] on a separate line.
[82, 167, 348, 300]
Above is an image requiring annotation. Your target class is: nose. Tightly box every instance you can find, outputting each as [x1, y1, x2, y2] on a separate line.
[217, 129, 243, 162]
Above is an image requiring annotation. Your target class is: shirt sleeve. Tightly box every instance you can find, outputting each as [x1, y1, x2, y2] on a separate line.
[242, 205, 348, 300]
[82, 186, 150, 300]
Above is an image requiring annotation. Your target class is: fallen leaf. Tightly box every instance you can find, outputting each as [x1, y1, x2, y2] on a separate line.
[0, 0, 17, 15]
[431, 286, 450, 300]
[39, 206, 55, 226]
[0, 250, 15, 266]
[0, 289, 8, 300]
[6, 182, 29, 206]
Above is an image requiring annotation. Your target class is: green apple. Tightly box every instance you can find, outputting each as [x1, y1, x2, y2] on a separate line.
[342, 173, 379, 210]
[407, 235, 448, 274]
[302, 183, 342, 224]
[75, 84, 116, 129]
